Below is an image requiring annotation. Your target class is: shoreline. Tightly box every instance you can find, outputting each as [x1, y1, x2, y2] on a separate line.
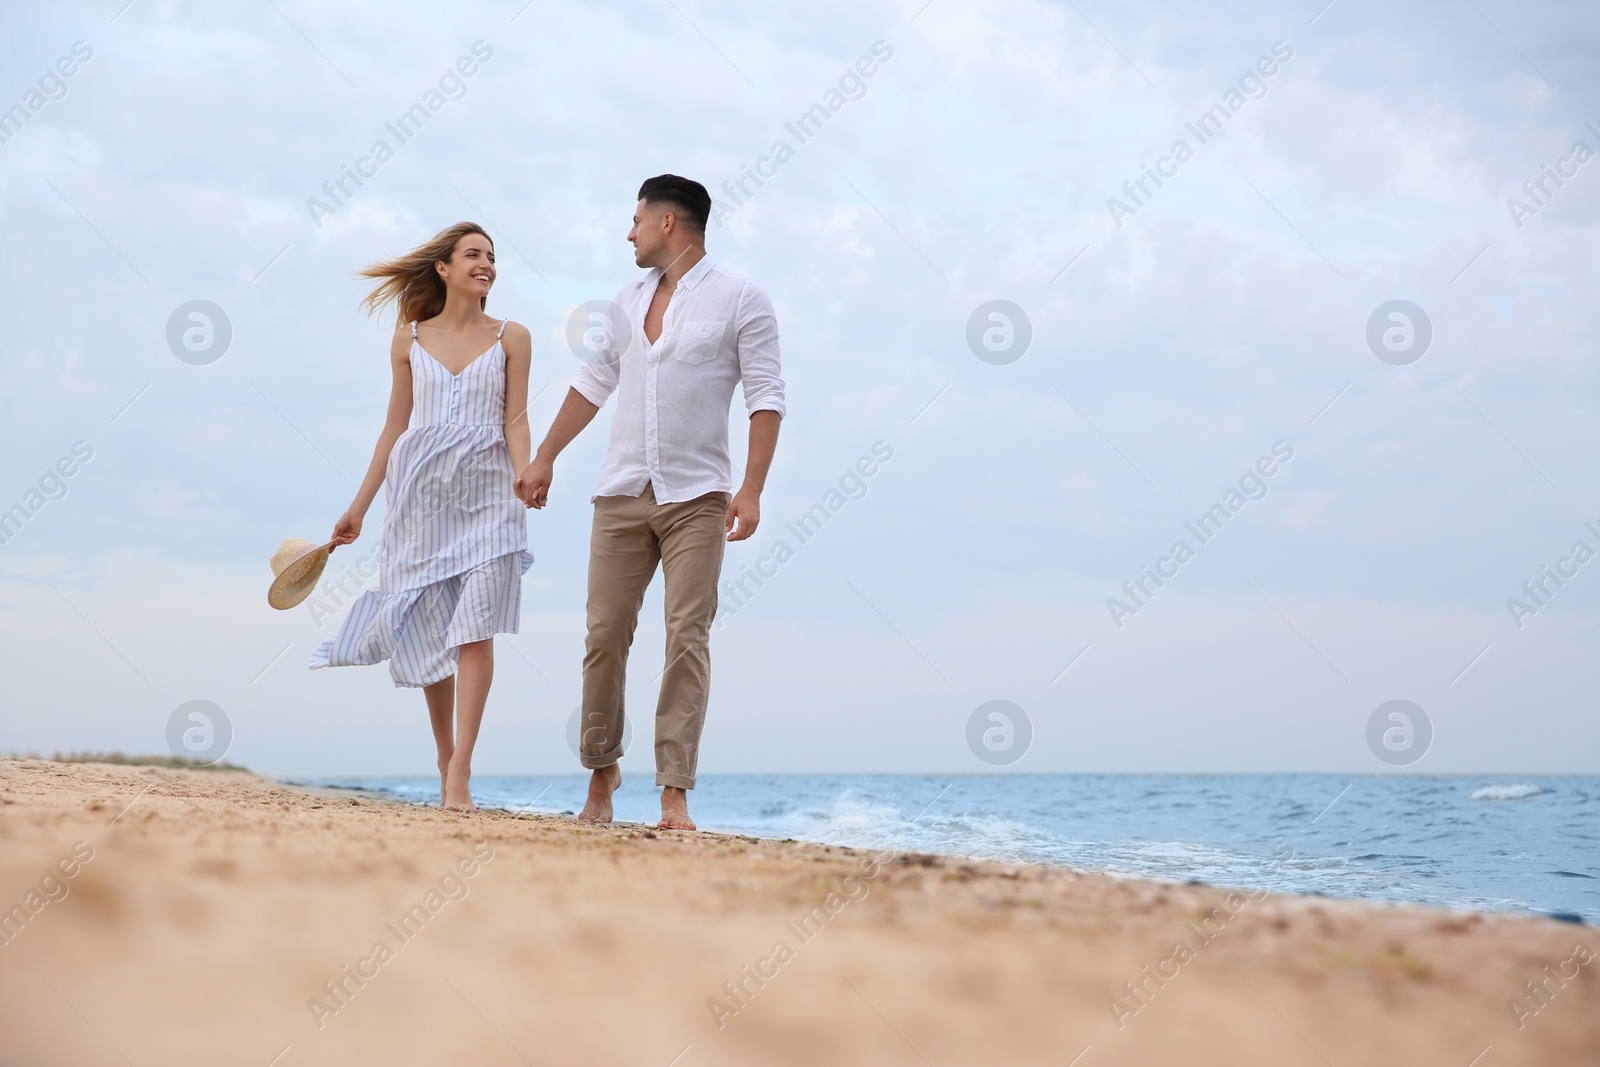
[3, 758, 1596, 1065]
[286, 770, 1594, 925]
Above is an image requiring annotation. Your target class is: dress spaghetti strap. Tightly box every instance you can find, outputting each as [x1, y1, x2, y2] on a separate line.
[497, 318, 508, 340]
[410, 320, 418, 340]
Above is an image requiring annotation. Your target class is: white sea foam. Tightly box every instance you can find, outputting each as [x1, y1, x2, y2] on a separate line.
[1470, 784, 1544, 801]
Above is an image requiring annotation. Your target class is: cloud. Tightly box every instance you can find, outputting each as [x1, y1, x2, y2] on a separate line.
[2, 0, 1595, 773]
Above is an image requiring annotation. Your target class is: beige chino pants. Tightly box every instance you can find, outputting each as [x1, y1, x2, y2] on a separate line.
[578, 484, 728, 789]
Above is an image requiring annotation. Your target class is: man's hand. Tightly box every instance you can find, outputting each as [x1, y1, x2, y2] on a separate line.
[728, 411, 779, 542]
[515, 456, 554, 509]
[725, 486, 761, 541]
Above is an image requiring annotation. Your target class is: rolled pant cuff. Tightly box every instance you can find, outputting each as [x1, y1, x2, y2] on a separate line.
[580, 747, 624, 771]
[655, 772, 695, 790]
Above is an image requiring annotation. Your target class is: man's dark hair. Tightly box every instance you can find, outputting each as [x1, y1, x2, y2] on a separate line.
[638, 174, 711, 234]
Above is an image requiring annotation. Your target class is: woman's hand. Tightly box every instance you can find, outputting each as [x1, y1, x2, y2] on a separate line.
[515, 456, 554, 509]
[332, 510, 362, 546]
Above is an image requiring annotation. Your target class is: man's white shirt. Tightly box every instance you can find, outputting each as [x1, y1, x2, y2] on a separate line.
[570, 254, 786, 504]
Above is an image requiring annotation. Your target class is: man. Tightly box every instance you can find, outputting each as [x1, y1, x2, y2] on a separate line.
[517, 174, 784, 830]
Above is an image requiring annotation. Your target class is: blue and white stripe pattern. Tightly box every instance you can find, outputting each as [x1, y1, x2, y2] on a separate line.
[310, 320, 533, 687]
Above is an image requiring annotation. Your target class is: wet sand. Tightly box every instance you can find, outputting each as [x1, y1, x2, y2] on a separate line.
[0, 757, 1595, 1066]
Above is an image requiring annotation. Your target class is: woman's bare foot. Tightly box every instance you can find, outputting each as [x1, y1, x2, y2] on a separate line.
[443, 757, 475, 811]
[578, 764, 621, 823]
[436, 754, 453, 806]
[658, 786, 696, 831]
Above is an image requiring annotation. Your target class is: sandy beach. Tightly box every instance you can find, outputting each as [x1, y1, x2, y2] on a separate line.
[0, 758, 1595, 1066]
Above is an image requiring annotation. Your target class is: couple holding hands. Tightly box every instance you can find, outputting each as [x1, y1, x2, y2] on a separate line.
[307, 175, 784, 829]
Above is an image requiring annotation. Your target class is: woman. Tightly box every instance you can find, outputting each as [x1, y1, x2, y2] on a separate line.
[310, 222, 533, 811]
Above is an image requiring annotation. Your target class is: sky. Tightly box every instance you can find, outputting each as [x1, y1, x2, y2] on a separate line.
[1, 0, 1596, 778]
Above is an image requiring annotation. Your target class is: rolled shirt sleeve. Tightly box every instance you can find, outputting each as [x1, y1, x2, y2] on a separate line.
[736, 283, 786, 419]
[568, 291, 626, 408]
[570, 359, 617, 409]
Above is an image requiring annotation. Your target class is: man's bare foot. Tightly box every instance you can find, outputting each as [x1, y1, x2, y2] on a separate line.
[579, 764, 621, 823]
[658, 786, 696, 831]
[443, 758, 475, 811]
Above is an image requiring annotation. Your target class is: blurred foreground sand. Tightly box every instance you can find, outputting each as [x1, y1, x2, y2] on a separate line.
[0, 758, 1596, 1066]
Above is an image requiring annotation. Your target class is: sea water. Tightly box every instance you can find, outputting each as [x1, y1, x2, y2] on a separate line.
[296, 772, 1599, 923]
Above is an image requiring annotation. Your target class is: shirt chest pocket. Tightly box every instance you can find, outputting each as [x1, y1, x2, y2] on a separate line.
[672, 320, 726, 365]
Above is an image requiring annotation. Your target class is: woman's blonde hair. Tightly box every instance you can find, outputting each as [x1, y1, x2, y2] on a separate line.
[357, 222, 493, 325]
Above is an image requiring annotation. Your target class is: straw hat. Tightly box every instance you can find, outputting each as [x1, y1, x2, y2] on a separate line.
[268, 537, 335, 610]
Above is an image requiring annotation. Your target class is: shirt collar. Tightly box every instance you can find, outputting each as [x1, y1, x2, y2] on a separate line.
[676, 252, 716, 292]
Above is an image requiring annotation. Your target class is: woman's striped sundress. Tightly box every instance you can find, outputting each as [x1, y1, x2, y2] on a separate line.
[310, 318, 533, 687]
